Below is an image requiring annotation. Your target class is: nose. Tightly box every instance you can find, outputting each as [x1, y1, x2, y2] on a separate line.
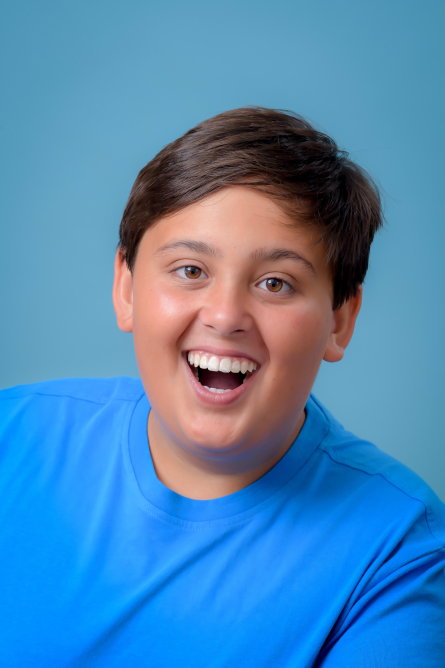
[198, 280, 254, 336]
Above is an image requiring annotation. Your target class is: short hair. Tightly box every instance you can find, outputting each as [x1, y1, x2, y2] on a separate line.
[119, 107, 383, 309]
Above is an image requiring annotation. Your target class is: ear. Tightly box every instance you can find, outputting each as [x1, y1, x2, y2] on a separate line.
[323, 286, 362, 363]
[112, 249, 134, 333]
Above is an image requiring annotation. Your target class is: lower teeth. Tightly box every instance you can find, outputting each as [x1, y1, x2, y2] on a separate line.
[203, 386, 231, 393]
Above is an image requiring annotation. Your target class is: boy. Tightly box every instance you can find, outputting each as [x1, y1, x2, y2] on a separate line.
[0, 107, 444, 667]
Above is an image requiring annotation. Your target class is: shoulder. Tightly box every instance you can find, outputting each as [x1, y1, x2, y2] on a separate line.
[0, 377, 147, 484]
[309, 395, 445, 549]
[0, 376, 145, 406]
[0, 377, 146, 451]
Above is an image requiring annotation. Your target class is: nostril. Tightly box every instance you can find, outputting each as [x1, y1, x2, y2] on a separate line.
[198, 305, 254, 337]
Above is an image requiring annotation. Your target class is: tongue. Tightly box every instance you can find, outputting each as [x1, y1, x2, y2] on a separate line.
[199, 369, 242, 390]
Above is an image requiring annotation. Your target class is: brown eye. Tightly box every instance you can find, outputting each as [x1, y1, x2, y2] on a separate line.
[184, 266, 201, 279]
[266, 278, 283, 292]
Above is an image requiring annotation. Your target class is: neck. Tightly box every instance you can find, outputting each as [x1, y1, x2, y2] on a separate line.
[146, 410, 306, 500]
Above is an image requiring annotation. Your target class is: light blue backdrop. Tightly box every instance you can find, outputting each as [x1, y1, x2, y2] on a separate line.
[1, 0, 444, 500]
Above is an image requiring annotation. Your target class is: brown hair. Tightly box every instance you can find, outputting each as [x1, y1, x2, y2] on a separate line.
[119, 107, 383, 309]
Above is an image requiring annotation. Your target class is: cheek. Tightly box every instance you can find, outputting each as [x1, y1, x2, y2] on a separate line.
[132, 282, 197, 351]
[262, 302, 332, 371]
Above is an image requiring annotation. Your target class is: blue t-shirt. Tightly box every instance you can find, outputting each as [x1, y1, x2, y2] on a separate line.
[0, 377, 444, 667]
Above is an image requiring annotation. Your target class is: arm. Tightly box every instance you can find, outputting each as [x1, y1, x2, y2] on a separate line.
[316, 548, 445, 667]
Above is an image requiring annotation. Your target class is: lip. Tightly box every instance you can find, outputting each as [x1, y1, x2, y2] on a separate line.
[182, 346, 260, 365]
[182, 352, 257, 406]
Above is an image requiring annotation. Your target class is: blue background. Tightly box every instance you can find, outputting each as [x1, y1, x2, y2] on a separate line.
[1, 0, 444, 500]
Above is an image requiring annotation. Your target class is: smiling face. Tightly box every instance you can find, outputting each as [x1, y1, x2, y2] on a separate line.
[113, 186, 361, 495]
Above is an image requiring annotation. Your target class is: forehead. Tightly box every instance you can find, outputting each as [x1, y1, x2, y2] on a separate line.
[145, 186, 325, 257]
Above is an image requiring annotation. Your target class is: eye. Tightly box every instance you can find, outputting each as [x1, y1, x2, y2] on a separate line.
[258, 277, 292, 293]
[175, 265, 206, 279]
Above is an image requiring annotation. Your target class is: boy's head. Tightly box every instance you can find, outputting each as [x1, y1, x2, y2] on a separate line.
[113, 108, 383, 490]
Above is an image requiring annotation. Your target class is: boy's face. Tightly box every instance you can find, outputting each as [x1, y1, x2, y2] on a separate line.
[114, 187, 360, 468]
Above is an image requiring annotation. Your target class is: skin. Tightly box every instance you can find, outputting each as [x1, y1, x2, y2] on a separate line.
[113, 187, 362, 500]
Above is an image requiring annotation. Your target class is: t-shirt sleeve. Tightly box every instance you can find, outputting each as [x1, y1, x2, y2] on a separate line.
[316, 547, 445, 667]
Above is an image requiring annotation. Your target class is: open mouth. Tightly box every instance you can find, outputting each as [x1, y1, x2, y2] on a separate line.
[187, 351, 258, 393]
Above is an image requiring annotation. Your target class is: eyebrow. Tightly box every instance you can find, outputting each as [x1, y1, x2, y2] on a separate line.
[155, 239, 222, 257]
[251, 247, 316, 275]
[155, 239, 316, 275]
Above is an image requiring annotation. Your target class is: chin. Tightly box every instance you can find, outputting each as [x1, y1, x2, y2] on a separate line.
[180, 419, 245, 456]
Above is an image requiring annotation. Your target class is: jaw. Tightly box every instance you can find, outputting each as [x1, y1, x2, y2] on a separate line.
[138, 329, 314, 459]
[145, 347, 309, 472]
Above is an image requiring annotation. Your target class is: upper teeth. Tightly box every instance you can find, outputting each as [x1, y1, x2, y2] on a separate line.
[187, 351, 257, 374]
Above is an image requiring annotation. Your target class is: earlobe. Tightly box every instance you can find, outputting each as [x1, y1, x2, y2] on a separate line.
[112, 249, 134, 333]
[323, 287, 362, 363]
